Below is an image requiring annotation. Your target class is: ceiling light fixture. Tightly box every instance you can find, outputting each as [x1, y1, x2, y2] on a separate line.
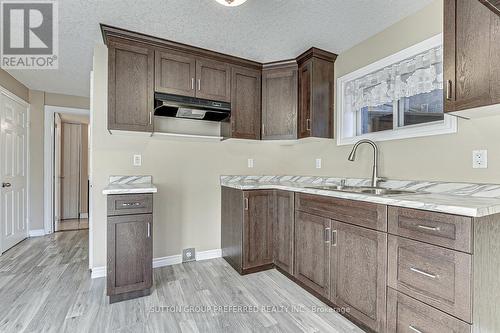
[215, 0, 248, 7]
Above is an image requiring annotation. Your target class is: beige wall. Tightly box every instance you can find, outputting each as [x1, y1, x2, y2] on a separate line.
[91, 0, 500, 268]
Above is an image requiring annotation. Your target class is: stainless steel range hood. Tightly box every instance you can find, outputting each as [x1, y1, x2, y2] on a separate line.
[154, 92, 231, 122]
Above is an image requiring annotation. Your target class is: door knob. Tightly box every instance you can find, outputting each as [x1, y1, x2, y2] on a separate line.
[2, 183, 11, 188]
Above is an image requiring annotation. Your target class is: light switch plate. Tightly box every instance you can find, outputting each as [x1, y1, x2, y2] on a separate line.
[472, 150, 488, 169]
[316, 158, 322, 169]
[133, 154, 142, 166]
[247, 158, 254, 168]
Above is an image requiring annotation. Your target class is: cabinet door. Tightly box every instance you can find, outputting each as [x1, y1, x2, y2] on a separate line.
[330, 220, 387, 332]
[221, 186, 244, 273]
[230, 67, 261, 139]
[261, 65, 298, 140]
[243, 191, 274, 270]
[298, 61, 312, 138]
[294, 211, 330, 297]
[444, 0, 500, 112]
[273, 191, 294, 274]
[107, 214, 153, 296]
[196, 59, 231, 102]
[108, 39, 154, 132]
[155, 50, 196, 97]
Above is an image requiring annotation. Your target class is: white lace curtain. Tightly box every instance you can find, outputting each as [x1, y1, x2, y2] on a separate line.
[344, 45, 443, 112]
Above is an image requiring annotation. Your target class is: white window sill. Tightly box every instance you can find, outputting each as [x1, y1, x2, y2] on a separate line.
[336, 115, 458, 146]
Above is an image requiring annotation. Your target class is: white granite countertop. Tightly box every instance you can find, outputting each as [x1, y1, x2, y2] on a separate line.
[221, 175, 500, 218]
[102, 176, 158, 195]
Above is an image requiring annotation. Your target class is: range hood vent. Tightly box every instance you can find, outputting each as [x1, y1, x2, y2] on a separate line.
[154, 92, 231, 122]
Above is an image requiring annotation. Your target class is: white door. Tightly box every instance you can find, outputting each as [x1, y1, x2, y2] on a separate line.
[0, 92, 28, 253]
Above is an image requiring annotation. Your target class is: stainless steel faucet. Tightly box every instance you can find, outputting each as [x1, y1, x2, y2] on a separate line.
[348, 139, 385, 188]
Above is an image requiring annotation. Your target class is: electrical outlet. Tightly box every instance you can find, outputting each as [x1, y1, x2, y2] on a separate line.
[472, 150, 488, 169]
[182, 248, 196, 262]
[133, 154, 142, 166]
[247, 158, 254, 168]
[315, 158, 322, 169]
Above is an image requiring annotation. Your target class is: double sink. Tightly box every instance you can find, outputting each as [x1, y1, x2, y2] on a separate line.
[305, 185, 422, 196]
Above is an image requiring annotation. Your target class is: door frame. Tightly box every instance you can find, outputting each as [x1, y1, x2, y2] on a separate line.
[43, 105, 89, 235]
[0, 85, 30, 254]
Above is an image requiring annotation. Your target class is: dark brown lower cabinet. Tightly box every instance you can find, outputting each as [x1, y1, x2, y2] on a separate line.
[294, 211, 331, 298]
[330, 221, 387, 332]
[107, 211, 153, 303]
[387, 288, 471, 333]
[243, 190, 274, 270]
[273, 191, 295, 275]
[221, 187, 275, 274]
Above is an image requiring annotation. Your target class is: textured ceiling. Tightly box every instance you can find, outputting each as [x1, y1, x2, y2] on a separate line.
[6, 0, 434, 97]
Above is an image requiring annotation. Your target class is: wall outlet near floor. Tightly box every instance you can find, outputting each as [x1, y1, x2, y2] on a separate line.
[133, 154, 142, 166]
[315, 158, 322, 169]
[182, 248, 196, 262]
[472, 150, 488, 169]
[247, 158, 254, 168]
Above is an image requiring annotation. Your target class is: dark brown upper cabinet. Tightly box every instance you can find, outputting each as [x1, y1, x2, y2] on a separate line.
[155, 52, 231, 102]
[226, 66, 262, 140]
[297, 48, 337, 139]
[330, 221, 387, 332]
[108, 37, 154, 132]
[155, 50, 196, 97]
[261, 61, 298, 140]
[444, 0, 500, 115]
[196, 59, 231, 102]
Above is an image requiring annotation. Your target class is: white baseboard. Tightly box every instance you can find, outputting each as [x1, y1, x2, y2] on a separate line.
[153, 254, 182, 268]
[29, 229, 45, 237]
[90, 266, 106, 279]
[79, 213, 89, 219]
[196, 248, 222, 261]
[90, 248, 222, 279]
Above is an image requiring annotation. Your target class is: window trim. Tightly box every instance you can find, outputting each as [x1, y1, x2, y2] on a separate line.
[336, 33, 457, 146]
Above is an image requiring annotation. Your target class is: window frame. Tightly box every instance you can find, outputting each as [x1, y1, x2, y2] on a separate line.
[337, 34, 457, 146]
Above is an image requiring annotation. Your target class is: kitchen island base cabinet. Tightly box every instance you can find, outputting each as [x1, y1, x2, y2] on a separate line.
[330, 221, 387, 333]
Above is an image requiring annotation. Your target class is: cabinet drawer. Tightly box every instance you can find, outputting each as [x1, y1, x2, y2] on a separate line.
[107, 194, 153, 216]
[388, 235, 472, 323]
[387, 288, 471, 333]
[295, 193, 387, 231]
[388, 207, 472, 253]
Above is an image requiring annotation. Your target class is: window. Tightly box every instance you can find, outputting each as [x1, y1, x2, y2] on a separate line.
[337, 34, 456, 145]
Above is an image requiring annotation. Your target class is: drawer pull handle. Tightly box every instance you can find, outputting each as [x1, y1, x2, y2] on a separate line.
[244, 197, 249, 210]
[147, 222, 151, 238]
[409, 325, 424, 333]
[324, 228, 331, 243]
[410, 267, 438, 279]
[331, 230, 337, 247]
[121, 202, 141, 207]
[417, 224, 441, 231]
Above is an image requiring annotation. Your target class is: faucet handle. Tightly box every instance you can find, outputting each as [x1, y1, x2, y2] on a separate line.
[340, 179, 347, 187]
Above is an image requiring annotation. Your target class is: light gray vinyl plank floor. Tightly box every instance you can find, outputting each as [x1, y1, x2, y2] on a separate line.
[0, 230, 363, 333]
